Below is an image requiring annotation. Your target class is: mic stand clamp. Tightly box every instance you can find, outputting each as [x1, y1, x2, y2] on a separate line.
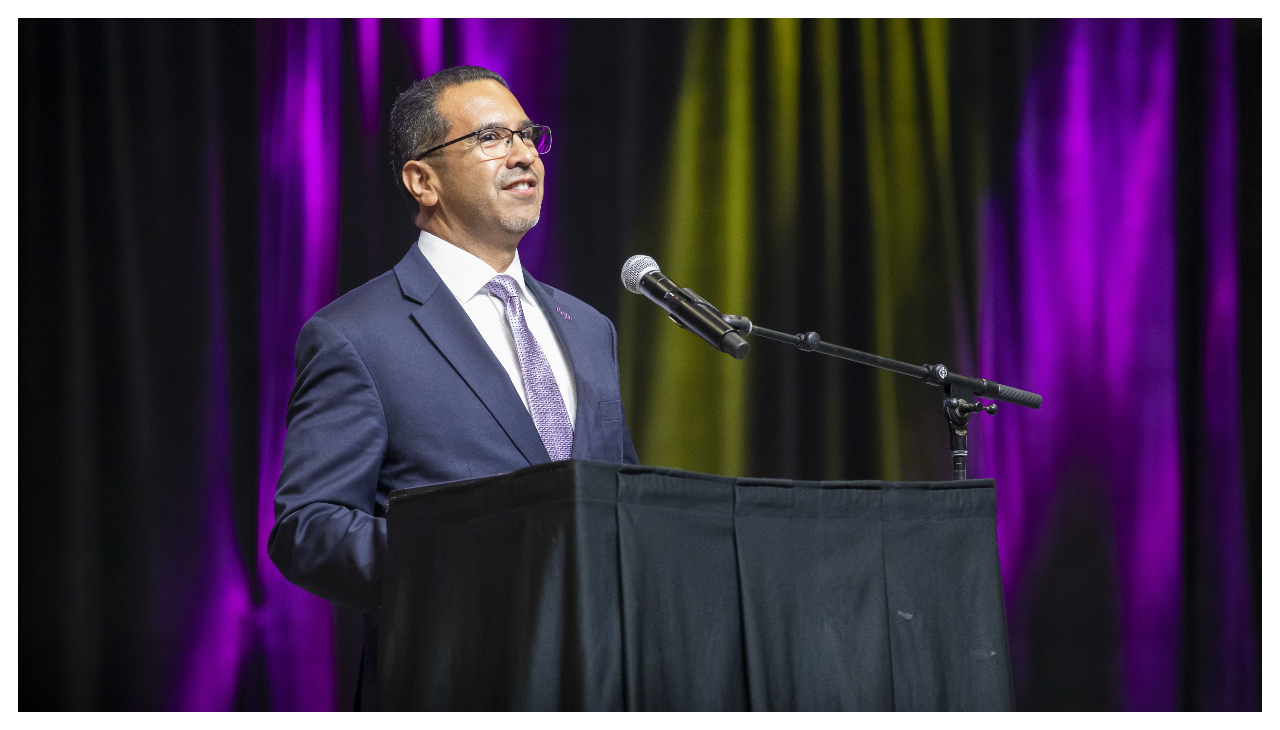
[942, 385, 997, 480]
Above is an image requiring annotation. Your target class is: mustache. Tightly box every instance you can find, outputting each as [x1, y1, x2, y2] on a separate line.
[496, 168, 539, 187]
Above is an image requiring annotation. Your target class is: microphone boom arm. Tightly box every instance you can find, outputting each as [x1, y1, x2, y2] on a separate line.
[720, 313, 1042, 480]
[721, 314, 1041, 409]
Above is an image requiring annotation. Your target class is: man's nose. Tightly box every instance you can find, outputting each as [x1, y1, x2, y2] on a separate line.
[505, 134, 538, 167]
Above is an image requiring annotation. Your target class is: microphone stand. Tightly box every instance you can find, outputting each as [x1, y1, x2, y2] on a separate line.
[717, 312, 1042, 481]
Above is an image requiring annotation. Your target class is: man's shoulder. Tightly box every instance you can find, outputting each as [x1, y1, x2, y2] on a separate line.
[312, 269, 406, 329]
[295, 268, 418, 365]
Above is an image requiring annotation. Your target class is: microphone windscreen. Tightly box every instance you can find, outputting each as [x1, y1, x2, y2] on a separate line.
[621, 255, 660, 294]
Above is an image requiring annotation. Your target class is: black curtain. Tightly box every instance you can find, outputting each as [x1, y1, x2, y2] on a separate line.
[20, 19, 260, 709]
[1175, 17, 1262, 711]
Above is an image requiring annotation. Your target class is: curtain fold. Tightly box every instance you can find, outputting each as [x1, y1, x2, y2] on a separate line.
[814, 18, 845, 479]
[975, 19, 1183, 710]
[858, 19, 970, 481]
[620, 19, 755, 477]
[254, 18, 344, 711]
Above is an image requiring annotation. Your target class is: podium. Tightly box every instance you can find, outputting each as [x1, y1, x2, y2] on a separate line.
[378, 460, 1015, 710]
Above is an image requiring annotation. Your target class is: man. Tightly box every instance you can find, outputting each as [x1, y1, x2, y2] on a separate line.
[268, 65, 639, 709]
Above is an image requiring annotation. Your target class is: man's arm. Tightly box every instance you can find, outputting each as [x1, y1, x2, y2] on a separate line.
[268, 315, 388, 614]
[608, 317, 641, 465]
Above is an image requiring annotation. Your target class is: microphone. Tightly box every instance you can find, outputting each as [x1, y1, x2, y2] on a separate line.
[620, 255, 750, 360]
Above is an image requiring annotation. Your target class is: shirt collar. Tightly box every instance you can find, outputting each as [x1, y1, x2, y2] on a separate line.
[416, 230, 532, 304]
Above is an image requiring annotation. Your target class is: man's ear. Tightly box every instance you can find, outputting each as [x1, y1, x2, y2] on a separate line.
[401, 159, 441, 209]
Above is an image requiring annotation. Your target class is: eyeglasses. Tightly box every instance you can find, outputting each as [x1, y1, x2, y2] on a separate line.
[416, 125, 552, 160]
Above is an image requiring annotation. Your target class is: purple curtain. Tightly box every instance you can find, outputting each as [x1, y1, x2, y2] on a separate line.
[242, 18, 568, 711]
[254, 18, 344, 711]
[979, 18, 1181, 710]
[977, 18, 1255, 710]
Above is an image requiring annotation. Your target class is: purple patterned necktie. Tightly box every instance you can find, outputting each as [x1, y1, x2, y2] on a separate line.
[484, 274, 574, 460]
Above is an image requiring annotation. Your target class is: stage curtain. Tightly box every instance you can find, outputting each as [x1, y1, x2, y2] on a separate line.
[19, 19, 262, 709]
[19, 18, 1259, 711]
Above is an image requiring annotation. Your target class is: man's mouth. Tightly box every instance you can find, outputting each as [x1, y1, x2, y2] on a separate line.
[501, 176, 538, 194]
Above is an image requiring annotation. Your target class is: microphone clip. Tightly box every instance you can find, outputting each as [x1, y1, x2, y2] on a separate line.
[664, 288, 720, 330]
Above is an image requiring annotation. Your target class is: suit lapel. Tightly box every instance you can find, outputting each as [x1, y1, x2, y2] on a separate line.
[394, 247, 550, 466]
[524, 271, 595, 459]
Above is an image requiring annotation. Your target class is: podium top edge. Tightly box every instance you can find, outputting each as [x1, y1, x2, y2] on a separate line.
[387, 459, 996, 508]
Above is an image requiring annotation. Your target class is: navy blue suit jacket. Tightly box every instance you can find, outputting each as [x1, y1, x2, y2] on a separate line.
[268, 244, 638, 699]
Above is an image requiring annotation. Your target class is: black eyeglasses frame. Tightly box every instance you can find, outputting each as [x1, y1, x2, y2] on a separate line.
[414, 124, 552, 160]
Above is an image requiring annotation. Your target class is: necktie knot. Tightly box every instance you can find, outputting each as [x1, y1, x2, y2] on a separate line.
[484, 274, 521, 303]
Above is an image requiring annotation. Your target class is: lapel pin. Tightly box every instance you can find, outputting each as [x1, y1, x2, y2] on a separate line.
[556, 307, 572, 321]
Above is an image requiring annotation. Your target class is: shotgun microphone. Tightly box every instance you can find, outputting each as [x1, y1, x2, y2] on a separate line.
[620, 255, 750, 360]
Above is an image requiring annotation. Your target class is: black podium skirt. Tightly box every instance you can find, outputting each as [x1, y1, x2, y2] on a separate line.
[379, 460, 1015, 711]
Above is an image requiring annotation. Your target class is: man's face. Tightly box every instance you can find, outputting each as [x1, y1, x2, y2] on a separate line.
[431, 80, 545, 237]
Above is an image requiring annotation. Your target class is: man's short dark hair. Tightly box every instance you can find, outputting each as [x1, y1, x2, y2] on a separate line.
[389, 65, 510, 209]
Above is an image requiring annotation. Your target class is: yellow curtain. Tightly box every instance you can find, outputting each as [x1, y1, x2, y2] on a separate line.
[861, 18, 967, 480]
[621, 19, 968, 481]
[619, 19, 755, 476]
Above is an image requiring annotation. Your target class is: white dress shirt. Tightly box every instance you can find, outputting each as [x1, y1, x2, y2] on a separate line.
[417, 230, 578, 428]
